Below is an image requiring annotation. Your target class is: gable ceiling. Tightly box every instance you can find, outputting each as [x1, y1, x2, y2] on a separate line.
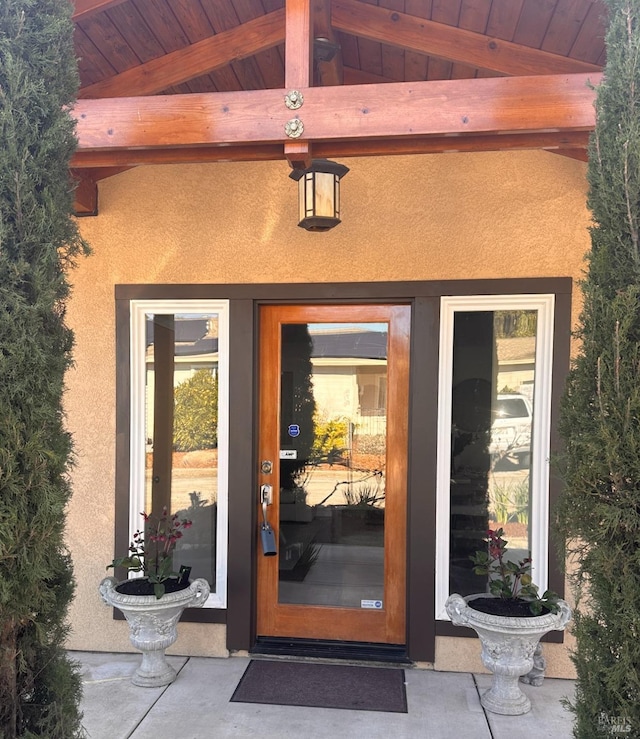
[70, 0, 607, 213]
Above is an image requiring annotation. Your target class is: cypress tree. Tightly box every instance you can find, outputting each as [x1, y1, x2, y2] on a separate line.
[0, 0, 87, 735]
[557, 0, 640, 735]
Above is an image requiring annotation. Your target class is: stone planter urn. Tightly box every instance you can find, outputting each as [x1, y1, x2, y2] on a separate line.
[445, 593, 572, 715]
[99, 576, 210, 687]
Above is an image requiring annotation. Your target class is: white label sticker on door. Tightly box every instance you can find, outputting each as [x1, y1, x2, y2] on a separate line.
[361, 599, 383, 609]
[279, 449, 297, 459]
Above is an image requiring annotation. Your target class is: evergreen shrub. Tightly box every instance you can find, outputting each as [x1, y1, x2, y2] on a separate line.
[557, 0, 640, 735]
[0, 0, 88, 735]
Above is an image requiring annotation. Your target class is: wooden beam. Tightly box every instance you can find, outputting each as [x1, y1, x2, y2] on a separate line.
[79, 10, 285, 98]
[71, 167, 133, 214]
[70, 131, 591, 169]
[284, 141, 312, 169]
[552, 148, 589, 162]
[72, 0, 127, 21]
[332, 0, 602, 77]
[321, 131, 591, 158]
[71, 73, 600, 155]
[72, 145, 285, 168]
[285, 0, 313, 169]
[285, 0, 312, 90]
[72, 174, 98, 216]
[77, 166, 132, 181]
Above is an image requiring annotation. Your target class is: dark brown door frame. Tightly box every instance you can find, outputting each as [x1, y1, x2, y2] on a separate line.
[114, 278, 572, 662]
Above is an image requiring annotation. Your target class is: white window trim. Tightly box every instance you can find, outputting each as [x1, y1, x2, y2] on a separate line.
[130, 299, 229, 608]
[435, 294, 555, 620]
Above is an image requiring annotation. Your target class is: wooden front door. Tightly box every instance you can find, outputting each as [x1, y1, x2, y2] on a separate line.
[256, 304, 410, 644]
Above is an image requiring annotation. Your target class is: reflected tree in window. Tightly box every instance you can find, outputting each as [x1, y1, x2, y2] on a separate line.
[174, 369, 218, 451]
[145, 314, 220, 589]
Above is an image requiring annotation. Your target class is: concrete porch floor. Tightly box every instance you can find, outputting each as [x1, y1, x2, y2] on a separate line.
[72, 651, 576, 738]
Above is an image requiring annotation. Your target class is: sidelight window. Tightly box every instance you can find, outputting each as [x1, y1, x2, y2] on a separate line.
[435, 295, 554, 620]
[129, 300, 229, 608]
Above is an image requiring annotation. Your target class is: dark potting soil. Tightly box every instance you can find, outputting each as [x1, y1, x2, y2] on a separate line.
[115, 578, 190, 596]
[469, 597, 549, 618]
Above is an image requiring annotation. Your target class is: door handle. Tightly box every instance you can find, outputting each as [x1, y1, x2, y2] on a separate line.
[261, 484, 273, 506]
[260, 485, 276, 556]
[261, 484, 273, 524]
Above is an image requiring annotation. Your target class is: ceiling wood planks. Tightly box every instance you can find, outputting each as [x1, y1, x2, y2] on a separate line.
[74, 0, 606, 93]
[69, 0, 606, 214]
[331, 0, 601, 76]
[78, 10, 285, 97]
[72, 0, 128, 21]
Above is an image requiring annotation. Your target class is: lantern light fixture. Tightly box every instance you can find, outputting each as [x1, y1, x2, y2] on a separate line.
[289, 159, 349, 232]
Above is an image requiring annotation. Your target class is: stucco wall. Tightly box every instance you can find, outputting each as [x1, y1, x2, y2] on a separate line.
[64, 150, 590, 673]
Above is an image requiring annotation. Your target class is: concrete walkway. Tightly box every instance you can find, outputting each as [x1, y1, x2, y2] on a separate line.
[72, 651, 576, 739]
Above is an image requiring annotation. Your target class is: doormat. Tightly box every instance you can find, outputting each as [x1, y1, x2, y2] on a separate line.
[230, 660, 407, 713]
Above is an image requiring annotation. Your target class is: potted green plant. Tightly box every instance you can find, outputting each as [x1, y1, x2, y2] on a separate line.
[99, 508, 210, 687]
[106, 508, 194, 598]
[445, 528, 571, 716]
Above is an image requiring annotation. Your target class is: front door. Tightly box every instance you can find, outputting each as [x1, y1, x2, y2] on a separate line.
[256, 304, 410, 644]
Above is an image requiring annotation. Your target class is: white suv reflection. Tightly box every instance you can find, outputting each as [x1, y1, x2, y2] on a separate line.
[489, 393, 533, 468]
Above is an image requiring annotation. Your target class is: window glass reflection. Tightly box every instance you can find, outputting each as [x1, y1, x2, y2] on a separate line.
[278, 323, 388, 609]
[144, 313, 219, 589]
[449, 311, 536, 596]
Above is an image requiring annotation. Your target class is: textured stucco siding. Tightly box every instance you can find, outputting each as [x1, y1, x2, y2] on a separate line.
[64, 151, 590, 674]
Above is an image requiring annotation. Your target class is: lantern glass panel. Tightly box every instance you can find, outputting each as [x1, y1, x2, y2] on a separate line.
[305, 173, 315, 218]
[314, 171, 336, 218]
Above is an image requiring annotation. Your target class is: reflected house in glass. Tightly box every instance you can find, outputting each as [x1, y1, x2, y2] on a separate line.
[309, 326, 388, 441]
[62, 0, 606, 677]
[144, 317, 220, 446]
[495, 336, 536, 395]
[277, 323, 388, 609]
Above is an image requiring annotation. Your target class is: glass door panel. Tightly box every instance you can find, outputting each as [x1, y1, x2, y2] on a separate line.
[278, 322, 387, 609]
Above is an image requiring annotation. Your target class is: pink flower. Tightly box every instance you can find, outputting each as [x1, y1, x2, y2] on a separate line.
[109, 508, 195, 584]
